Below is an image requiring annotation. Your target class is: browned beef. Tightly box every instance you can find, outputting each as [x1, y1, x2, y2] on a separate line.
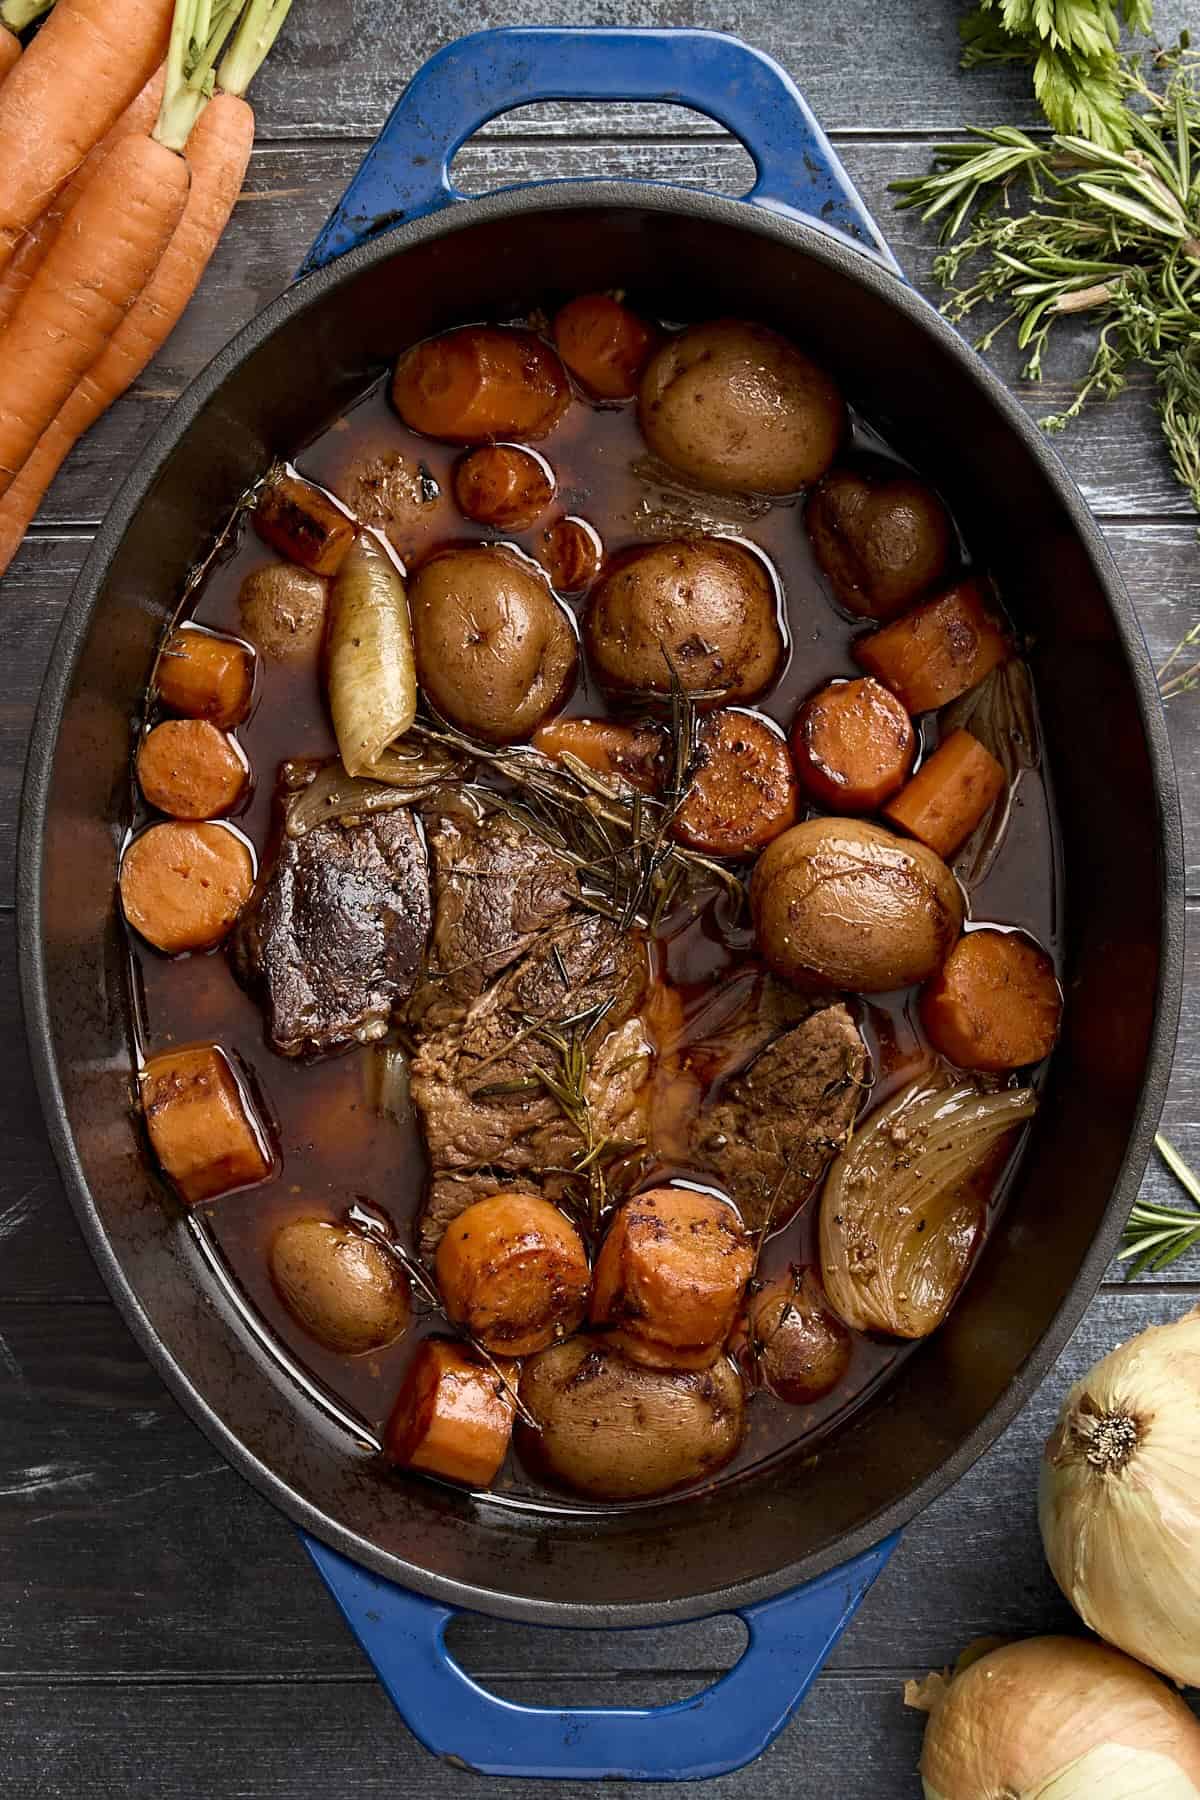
[691, 1003, 867, 1230]
[405, 804, 577, 1032]
[231, 807, 430, 1059]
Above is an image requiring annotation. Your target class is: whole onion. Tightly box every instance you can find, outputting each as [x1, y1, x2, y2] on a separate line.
[1039, 1305, 1200, 1687]
[908, 1636, 1200, 1799]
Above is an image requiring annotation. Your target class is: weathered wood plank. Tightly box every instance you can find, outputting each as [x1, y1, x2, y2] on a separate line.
[0, 1285, 1195, 1683]
[210, 0, 1195, 141]
[0, 1673, 935, 1800]
[22, 139, 1194, 528]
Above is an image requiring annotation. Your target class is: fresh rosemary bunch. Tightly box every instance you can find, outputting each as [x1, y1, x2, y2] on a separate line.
[1119, 1133, 1200, 1276]
[892, 46, 1200, 519]
[960, 0, 1154, 147]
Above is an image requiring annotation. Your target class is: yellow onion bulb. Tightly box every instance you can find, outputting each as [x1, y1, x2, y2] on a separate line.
[910, 1636, 1200, 1799]
[1039, 1305, 1200, 1687]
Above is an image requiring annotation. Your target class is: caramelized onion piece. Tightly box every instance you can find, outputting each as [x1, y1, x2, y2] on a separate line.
[819, 1076, 1036, 1338]
[284, 749, 458, 838]
[326, 535, 417, 775]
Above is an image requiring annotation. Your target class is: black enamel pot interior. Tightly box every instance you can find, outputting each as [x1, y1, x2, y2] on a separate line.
[17, 184, 1185, 1627]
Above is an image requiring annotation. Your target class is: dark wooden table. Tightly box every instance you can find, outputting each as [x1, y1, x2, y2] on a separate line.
[2, 5, 1197, 1793]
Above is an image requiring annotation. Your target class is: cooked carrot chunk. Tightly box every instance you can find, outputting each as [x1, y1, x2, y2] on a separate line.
[552, 294, 656, 401]
[853, 579, 1009, 713]
[589, 1187, 753, 1370]
[119, 821, 253, 954]
[532, 716, 663, 792]
[435, 1192, 591, 1357]
[254, 471, 354, 576]
[136, 719, 248, 820]
[673, 708, 798, 856]
[791, 676, 915, 813]
[385, 1338, 516, 1488]
[156, 627, 254, 728]
[921, 928, 1062, 1072]
[883, 728, 1005, 858]
[141, 1043, 271, 1204]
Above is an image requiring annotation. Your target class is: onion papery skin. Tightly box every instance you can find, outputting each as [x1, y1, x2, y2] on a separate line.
[1039, 1306, 1200, 1689]
[916, 1637, 1200, 1800]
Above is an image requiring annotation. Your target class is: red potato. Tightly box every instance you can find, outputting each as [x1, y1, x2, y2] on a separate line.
[253, 471, 354, 576]
[434, 1191, 591, 1357]
[537, 515, 603, 592]
[590, 1187, 754, 1369]
[385, 1337, 517, 1488]
[792, 677, 915, 813]
[136, 718, 247, 819]
[393, 326, 570, 443]
[673, 708, 798, 856]
[854, 579, 1009, 713]
[532, 717, 664, 792]
[552, 294, 657, 400]
[740, 1265, 851, 1404]
[140, 1043, 271, 1203]
[453, 444, 554, 530]
[883, 727, 1005, 858]
[805, 460, 954, 621]
[156, 627, 254, 728]
[119, 821, 253, 953]
[921, 928, 1062, 1071]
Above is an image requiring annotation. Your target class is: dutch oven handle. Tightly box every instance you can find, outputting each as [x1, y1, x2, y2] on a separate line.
[303, 1533, 898, 1780]
[296, 26, 904, 278]
[296, 23, 902, 1779]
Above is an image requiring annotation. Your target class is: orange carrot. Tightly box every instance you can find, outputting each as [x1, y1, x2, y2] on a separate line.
[0, 0, 173, 271]
[0, 24, 19, 80]
[0, 132, 189, 497]
[0, 63, 165, 334]
[0, 93, 251, 567]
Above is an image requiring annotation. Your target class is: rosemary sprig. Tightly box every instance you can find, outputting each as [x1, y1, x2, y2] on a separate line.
[1157, 619, 1200, 699]
[526, 997, 646, 1239]
[892, 45, 1200, 525]
[1119, 1133, 1200, 1276]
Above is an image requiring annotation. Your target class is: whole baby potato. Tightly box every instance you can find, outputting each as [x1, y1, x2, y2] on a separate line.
[740, 1265, 851, 1405]
[806, 458, 954, 621]
[584, 538, 783, 702]
[393, 326, 570, 443]
[639, 319, 845, 495]
[238, 562, 327, 661]
[269, 1218, 411, 1355]
[516, 1335, 745, 1500]
[750, 816, 963, 993]
[409, 544, 578, 743]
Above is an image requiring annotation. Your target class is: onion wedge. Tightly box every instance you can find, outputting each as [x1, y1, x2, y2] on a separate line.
[326, 535, 416, 775]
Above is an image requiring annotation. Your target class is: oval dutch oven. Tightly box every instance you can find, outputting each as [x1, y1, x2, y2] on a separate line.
[17, 26, 1185, 1783]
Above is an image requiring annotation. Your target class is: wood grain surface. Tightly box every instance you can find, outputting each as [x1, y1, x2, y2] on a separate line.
[2, 4, 1197, 1793]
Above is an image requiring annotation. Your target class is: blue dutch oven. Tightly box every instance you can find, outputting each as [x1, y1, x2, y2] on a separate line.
[18, 26, 1182, 1783]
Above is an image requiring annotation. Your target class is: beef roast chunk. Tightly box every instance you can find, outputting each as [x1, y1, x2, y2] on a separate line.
[692, 1003, 867, 1230]
[232, 807, 431, 1058]
[406, 803, 576, 1030]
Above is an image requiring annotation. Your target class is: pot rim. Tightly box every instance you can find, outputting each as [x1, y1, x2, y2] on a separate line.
[16, 180, 1186, 1626]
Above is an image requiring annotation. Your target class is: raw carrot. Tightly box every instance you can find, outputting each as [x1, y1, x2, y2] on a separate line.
[672, 707, 798, 856]
[0, 0, 173, 271]
[136, 717, 248, 819]
[792, 676, 915, 812]
[141, 1041, 271, 1202]
[0, 63, 165, 334]
[853, 579, 1009, 713]
[882, 726, 1005, 858]
[0, 131, 189, 497]
[384, 1338, 517, 1488]
[435, 1192, 591, 1358]
[920, 928, 1062, 1072]
[0, 91, 256, 572]
[156, 625, 254, 726]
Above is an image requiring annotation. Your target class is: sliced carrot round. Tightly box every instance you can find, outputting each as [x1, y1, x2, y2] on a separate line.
[435, 1191, 591, 1357]
[553, 294, 656, 400]
[156, 627, 254, 728]
[385, 1338, 516, 1488]
[136, 719, 248, 819]
[921, 928, 1062, 1071]
[589, 1187, 753, 1368]
[532, 717, 663, 792]
[537, 515, 603, 592]
[792, 677, 915, 813]
[120, 821, 253, 954]
[453, 445, 555, 530]
[673, 709, 798, 856]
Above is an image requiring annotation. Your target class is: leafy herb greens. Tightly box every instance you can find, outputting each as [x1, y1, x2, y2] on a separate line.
[892, 44, 1200, 526]
[959, 0, 1155, 147]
